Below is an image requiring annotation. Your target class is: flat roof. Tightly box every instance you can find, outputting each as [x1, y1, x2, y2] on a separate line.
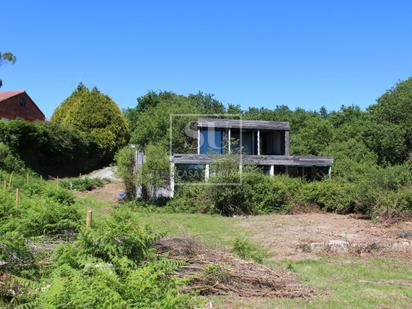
[197, 118, 290, 130]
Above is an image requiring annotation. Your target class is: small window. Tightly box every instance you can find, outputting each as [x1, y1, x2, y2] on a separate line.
[19, 97, 26, 107]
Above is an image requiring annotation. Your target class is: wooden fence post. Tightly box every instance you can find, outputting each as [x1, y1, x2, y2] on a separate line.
[86, 209, 93, 227]
[15, 188, 20, 209]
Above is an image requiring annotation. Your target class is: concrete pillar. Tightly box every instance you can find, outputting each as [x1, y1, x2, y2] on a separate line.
[328, 166, 332, 179]
[285, 166, 289, 176]
[257, 129, 260, 156]
[197, 129, 200, 154]
[170, 161, 175, 198]
[269, 165, 274, 177]
[284, 131, 290, 156]
[228, 128, 231, 154]
[136, 151, 144, 199]
[205, 164, 210, 181]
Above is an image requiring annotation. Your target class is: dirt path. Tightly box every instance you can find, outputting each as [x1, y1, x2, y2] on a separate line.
[236, 213, 412, 260]
[76, 182, 125, 204]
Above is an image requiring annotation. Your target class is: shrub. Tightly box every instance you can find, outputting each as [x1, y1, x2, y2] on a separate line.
[0, 142, 24, 172]
[78, 209, 159, 263]
[167, 185, 212, 213]
[45, 186, 76, 206]
[208, 171, 299, 216]
[60, 177, 105, 192]
[300, 180, 357, 213]
[115, 146, 137, 200]
[17, 197, 80, 237]
[232, 238, 266, 263]
[33, 259, 189, 308]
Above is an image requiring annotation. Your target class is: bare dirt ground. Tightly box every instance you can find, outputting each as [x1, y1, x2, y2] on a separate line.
[76, 182, 125, 204]
[236, 213, 412, 260]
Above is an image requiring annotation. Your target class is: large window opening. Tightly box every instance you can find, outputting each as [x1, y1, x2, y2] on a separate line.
[231, 130, 257, 155]
[199, 129, 226, 155]
[261, 131, 285, 155]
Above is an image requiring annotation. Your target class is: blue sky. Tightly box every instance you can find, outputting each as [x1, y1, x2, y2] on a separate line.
[1, 0, 412, 118]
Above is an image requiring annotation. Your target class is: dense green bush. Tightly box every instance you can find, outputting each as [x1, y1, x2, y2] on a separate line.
[170, 169, 302, 216]
[0, 142, 24, 172]
[0, 120, 102, 177]
[168, 166, 411, 218]
[167, 185, 212, 213]
[17, 197, 80, 237]
[300, 180, 357, 213]
[52, 83, 129, 162]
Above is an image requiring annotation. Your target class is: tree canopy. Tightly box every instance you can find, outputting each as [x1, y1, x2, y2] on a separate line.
[0, 51, 16, 88]
[125, 78, 412, 173]
[51, 83, 129, 162]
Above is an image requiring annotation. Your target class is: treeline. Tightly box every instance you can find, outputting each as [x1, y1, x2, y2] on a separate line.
[122, 78, 412, 218]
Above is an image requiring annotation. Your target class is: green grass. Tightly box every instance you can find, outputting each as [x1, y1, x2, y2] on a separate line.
[131, 212, 245, 249]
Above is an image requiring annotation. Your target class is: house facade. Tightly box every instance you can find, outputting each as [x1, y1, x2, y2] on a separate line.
[0, 91, 45, 122]
[169, 118, 333, 196]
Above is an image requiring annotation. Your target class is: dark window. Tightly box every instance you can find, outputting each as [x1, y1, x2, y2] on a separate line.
[231, 130, 257, 155]
[261, 131, 285, 155]
[19, 97, 26, 107]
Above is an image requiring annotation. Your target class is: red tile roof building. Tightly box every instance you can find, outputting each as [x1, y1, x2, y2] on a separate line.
[0, 90, 45, 121]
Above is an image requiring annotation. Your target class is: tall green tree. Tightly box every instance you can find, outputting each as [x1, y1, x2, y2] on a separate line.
[369, 78, 412, 159]
[125, 91, 225, 153]
[51, 83, 129, 162]
[0, 52, 16, 88]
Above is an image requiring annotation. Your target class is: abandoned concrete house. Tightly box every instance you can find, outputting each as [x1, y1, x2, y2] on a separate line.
[166, 118, 333, 197]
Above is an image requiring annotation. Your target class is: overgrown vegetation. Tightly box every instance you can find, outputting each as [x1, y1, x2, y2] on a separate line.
[0, 172, 192, 308]
[0, 120, 102, 177]
[60, 177, 105, 192]
[123, 79, 412, 219]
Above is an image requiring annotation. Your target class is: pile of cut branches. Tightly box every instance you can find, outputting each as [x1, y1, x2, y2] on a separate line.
[155, 237, 313, 298]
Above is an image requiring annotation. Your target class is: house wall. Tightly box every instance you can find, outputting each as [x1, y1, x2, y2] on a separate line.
[0, 93, 45, 121]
